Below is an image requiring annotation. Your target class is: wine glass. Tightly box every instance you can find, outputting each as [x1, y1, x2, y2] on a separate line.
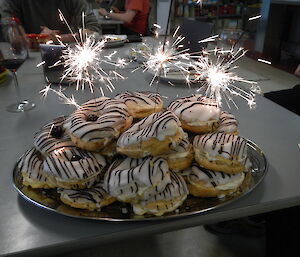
[218, 29, 245, 50]
[0, 20, 35, 112]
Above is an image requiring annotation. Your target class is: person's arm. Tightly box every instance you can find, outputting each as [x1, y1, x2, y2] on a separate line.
[294, 64, 300, 78]
[99, 8, 136, 23]
[69, 0, 102, 34]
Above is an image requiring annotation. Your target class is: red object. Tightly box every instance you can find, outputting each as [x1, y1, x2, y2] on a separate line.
[124, 0, 150, 35]
[227, 5, 236, 15]
[26, 34, 49, 50]
[11, 16, 21, 24]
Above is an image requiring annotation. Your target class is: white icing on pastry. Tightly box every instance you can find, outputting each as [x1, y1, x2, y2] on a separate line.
[18, 147, 54, 187]
[117, 110, 183, 147]
[162, 133, 192, 160]
[64, 97, 131, 144]
[43, 148, 106, 184]
[104, 156, 171, 202]
[58, 182, 113, 210]
[34, 116, 75, 155]
[132, 172, 188, 216]
[115, 91, 163, 108]
[168, 94, 221, 125]
[188, 164, 245, 191]
[216, 111, 238, 133]
[193, 132, 247, 161]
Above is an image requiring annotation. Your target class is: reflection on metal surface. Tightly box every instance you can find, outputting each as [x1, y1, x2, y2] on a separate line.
[13, 140, 267, 221]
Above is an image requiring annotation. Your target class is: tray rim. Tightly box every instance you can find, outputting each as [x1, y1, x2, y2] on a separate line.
[12, 139, 268, 222]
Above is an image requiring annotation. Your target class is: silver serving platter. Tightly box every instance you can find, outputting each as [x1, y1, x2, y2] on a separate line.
[13, 140, 267, 221]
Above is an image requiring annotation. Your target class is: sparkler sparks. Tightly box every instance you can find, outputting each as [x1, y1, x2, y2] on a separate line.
[194, 48, 261, 109]
[136, 26, 193, 86]
[257, 58, 272, 65]
[40, 85, 80, 109]
[40, 10, 127, 97]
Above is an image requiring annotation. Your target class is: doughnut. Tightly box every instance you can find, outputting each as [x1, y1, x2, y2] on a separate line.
[43, 147, 106, 189]
[216, 111, 238, 134]
[58, 182, 116, 211]
[132, 171, 188, 216]
[34, 116, 75, 155]
[187, 163, 245, 198]
[18, 147, 56, 188]
[64, 97, 133, 151]
[104, 156, 171, 203]
[168, 94, 221, 133]
[193, 132, 248, 174]
[117, 110, 184, 158]
[161, 133, 194, 172]
[115, 91, 163, 118]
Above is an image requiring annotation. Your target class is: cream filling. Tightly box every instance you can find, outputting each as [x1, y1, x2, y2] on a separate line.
[187, 119, 218, 127]
[215, 172, 245, 190]
[132, 195, 187, 216]
[165, 151, 190, 160]
[196, 149, 247, 163]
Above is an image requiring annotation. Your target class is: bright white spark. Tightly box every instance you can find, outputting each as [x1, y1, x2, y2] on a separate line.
[194, 48, 260, 109]
[40, 85, 80, 108]
[199, 35, 219, 43]
[257, 58, 271, 65]
[249, 15, 261, 21]
[193, 0, 203, 5]
[36, 61, 45, 67]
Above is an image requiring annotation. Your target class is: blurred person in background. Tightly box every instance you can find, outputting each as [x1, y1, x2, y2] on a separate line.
[0, 0, 102, 42]
[98, 0, 149, 36]
[96, 0, 125, 13]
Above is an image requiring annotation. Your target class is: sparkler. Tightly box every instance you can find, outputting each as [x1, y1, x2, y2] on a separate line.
[144, 37, 192, 86]
[38, 10, 127, 97]
[193, 47, 261, 109]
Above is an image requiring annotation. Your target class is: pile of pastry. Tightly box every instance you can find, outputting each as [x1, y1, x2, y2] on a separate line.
[18, 92, 250, 216]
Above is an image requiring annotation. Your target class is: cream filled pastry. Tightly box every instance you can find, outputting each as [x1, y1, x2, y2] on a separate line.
[187, 163, 245, 198]
[64, 97, 133, 151]
[193, 132, 248, 174]
[43, 147, 106, 189]
[132, 171, 188, 216]
[168, 94, 221, 133]
[216, 111, 238, 134]
[34, 116, 75, 155]
[104, 156, 171, 203]
[58, 182, 116, 211]
[161, 133, 194, 172]
[115, 91, 163, 118]
[18, 147, 56, 188]
[117, 110, 184, 158]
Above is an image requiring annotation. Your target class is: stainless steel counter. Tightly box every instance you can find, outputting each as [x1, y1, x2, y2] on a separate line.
[0, 42, 299, 256]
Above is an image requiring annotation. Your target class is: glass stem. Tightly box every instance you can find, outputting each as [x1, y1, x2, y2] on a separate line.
[12, 70, 21, 103]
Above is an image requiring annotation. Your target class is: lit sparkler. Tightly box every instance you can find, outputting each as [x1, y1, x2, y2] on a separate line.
[193, 47, 261, 109]
[38, 10, 128, 96]
[135, 26, 194, 86]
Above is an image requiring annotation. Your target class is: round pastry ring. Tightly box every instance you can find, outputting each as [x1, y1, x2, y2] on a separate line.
[12, 139, 267, 221]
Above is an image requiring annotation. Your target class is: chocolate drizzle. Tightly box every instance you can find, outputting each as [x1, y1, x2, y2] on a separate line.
[194, 132, 247, 161]
[66, 97, 130, 143]
[115, 91, 163, 105]
[117, 110, 181, 147]
[104, 156, 171, 200]
[34, 116, 75, 154]
[189, 163, 244, 188]
[43, 148, 106, 181]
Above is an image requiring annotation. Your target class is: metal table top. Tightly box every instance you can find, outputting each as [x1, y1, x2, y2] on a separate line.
[0, 42, 299, 256]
